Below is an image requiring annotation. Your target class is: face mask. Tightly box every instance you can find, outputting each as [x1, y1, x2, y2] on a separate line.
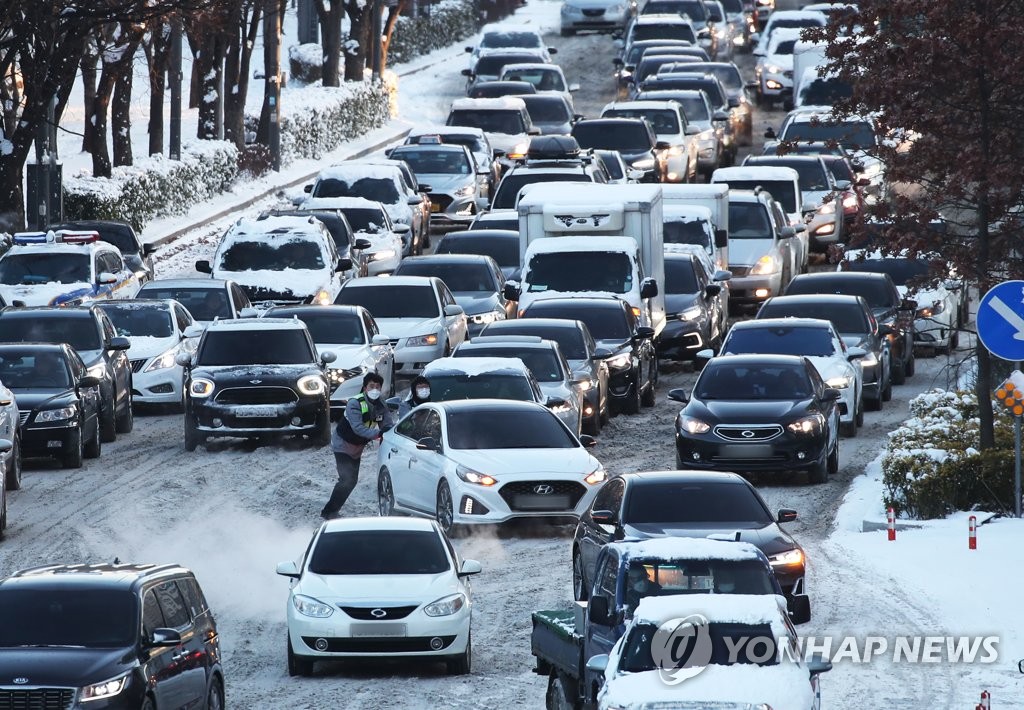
[365, 388, 381, 401]
[416, 387, 430, 399]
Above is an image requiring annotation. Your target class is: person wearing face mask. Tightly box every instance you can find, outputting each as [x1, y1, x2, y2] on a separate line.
[624, 565, 662, 614]
[321, 371, 395, 520]
[398, 375, 432, 418]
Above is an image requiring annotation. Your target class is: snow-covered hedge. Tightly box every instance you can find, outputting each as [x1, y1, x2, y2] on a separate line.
[64, 141, 238, 232]
[387, 0, 485, 65]
[882, 389, 1015, 518]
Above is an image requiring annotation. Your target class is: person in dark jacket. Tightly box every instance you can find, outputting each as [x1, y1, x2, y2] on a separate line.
[397, 374, 432, 418]
[321, 371, 395, 519]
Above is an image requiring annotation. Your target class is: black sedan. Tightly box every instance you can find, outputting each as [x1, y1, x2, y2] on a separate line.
[520, 297, 657, 415]
[670, 353, 840, 483]
[572, 470, 809, 614]
[0, 344, 102, 468]
[658, 251, 729, 362]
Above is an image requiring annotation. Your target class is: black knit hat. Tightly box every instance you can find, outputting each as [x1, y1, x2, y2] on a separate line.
[362, 371, 384, 388]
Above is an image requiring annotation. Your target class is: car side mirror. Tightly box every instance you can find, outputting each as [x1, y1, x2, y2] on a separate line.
[183, 324, 205, 339]
[444, 304, 464, 317]
[777, 508, 798, 523]
[97, 271, 118, 285]
[834, 179, 851, 190]
[502, 282, 521, 301]
[667, 387, 689, 403]
[461, 68, 473, 77]
[78, 375, 101, 388]
[337, 258, 353, 272]
[856, 176, 870, 187]
[579, 434, 598, 449]
[459, 559, 483, 576]
[846, 346, 866, 360]
[779, 226, 796, 239]
[195, 260, 212, 274]
[728, 96, 740, 108]
[712, 110, 730, 122]
[877, 323, 894, 337]
[320, 351, 337, 364]
[901, 298, 917, 311]
[807, 653, 833, 676]
[465, 46, 473, 53]
[713, 268, 731, 281]
[416, 436, 440, 451]
[418, 184, 433, 193]
[591, 347, 612, 360]
[276, 560, 300, 578]
[588, 596, 613, 626]
[634, 325, 656, 340]
[591, 509, 617, 525]
[788, 593, 811, 625]
[613, 57, 624, 67]
[493, 148, 507, 158]
[407, 195, 423, 205]
[527, 127, 542, 136]
[640, 279, 658, 299]
[626, 168, 645, 181]
[143, 243, 156, 256]
[109, 336, 130, 351]
[685, 125, 702, 135]
[175, 352, 192, 368]
[548, 46, 559, 54]
[655, 140, 672, 150]
[822, 387, 841, 402]
[586, 653, 610, 674]
[149, 628, 182, 648]
[393, 223, 412, 234]
[764, 127, 777, 139]
[546, 396, 568, 409]
[303, 184, 313, 193]
[705, 283, 722, 299]
[371, 334, 391, 346]
[385, 396, 402, 413]
[569, 83, 581, 92]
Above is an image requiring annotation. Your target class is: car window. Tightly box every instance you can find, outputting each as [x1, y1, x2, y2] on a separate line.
[598, 551, 619, 598]
[100, 304, 175, 338]
[363, 311, 378, 337]
[457, 347, 564, 382]
[0, 253, 91, 285]
[397, 408, 430, 439]
[176, 577, 209, 620]
[310, 529, 451, 575]
[760, 301, 870, 334]
[174, 305, 193, 331]
[421, 410, 442, 441]
[232, 284, 252, 311]
[592, 477, 624, 514]
[0, 316, 103, 352]
[196, 329, 316, 366]
[445, 408, 577, 448]
[336, 285, 440, 319]
[153, 580, 191, 629]
[724, 326, 835, 357]
[695, 361, 813, 400]
[624, 481, 772, 524]
[142, 589, 166, 637]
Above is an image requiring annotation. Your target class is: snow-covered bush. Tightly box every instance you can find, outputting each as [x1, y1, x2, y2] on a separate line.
[387, 0, 485, 65]
[289, 43, 323, 84]
[64, 141, 238, 232]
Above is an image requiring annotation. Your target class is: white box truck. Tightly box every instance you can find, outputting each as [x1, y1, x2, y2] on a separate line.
[514, 183, 666, 336]
[659, 183, 730, 268]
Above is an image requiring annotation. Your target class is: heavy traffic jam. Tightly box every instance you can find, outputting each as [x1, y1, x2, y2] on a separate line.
[0, 0, 973, 708]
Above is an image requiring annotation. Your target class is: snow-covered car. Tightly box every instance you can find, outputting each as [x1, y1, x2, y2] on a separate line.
[517, 94, 579, 137]
[633, 89, 723, 177]
[560, 0, 636, 36]
[461, 50, 551, 92]
[376, 399, 604, 531]
[601, 100, 700, 183]
[334, 276, 467, 379]
[751, 8, 827, 55]
[754, 27, 802, 107]
[838, 249, 966, 353]
[277, 516, 480, 676]
[196, 214, 346, 309]
[97, 299, 198, 409]
[663, 204, 720, 272]
[0, 230, 141, 307]
[591, 594, 831, 710]
[404, 126, 500, 198]
[263, 304, 394, 410]
[499, 63, 579, 112]
[711, 317, 865, 436]
[302, 196, 408, 276]
[387, 144, 485, 229]
[446, 97, 539, 169]
[465, 26, 556, 63]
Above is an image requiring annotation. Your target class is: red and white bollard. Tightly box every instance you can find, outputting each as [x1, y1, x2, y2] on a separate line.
[969, 516, 978, 550]
[981, 689, 991, 708]
[887, 507, 896, 541]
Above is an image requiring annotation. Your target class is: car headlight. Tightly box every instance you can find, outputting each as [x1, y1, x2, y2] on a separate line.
[663, 145, 683, 156]
[407, 333, 439, 347]
[678, 305, 703, 321]
[817, 201, 836, 215]
[917, 301, 945, 318]
[842, 193, 859, 209]
[585, 465, 607, 485]
[508, 141, 530, 160]
[787, 414, 823, 435]
[575, 376, 593, 392]
[311, 288, 333, 305]
[858, 350, 878, 367]
[189, 378, 215, 398]
[424, 592, 467, 617]
[369, 249, 396, 262]
[605, 352, 632, 369]
[87, 364, 107, 380]
[327, 366, 368, 386]
[453, 184, 475, 198]
[769, 549, 804, 567]
[456, 464, 498, 486]
[144, 347, 178, 373]
[36, 405, 77, 422]
[631, 158, 655, 170]
[549, 401, 572, 414]
[749, 254, 779, 275]
[292, 593, 334, 618]
[80, 672, 129, 703]
[765, 64, 783, 74]
[825, 376, 851, 389]
[679, 414, 711, 434]
[297, 374, 326, 395]
[470, 310, 504, 325]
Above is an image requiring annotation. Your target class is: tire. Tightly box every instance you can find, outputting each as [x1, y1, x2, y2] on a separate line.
[443, 341, 452, 357]
[582, 405, 601, 436]
[287, 636, 314, 677]
[641, 360, 657, 407]
[599, 388, 610, 425]
[808, 457, 827, 484]
[622, 373, 642, 415]
[572, 549, 588, 601]
[61, 428, 84, 469]
[866, 392, 883, 412]
[446, 632, 471, 675]
[115, 396, 134, 434]
[0, 484, 6, 535]
[141, 697, 156, 710]
[882, 370, 893, 401]
[99, 401, 116, 443]
[827, 439, 839, 474]
[855, 395, 865, 427]
[378, 468, 395, 516]
[315, 410, 331, 446]
[840, 419, 857, 438]
[184, 414, 204, 453]
[84, 418, 101, 459]
[892, 357, 906, 385]
[5, 436, 21, 491]
[560, 28, 576, 37]
[947, 328, 959, 353]
[205, 675, 225, 710]
[906, 348, 916, 375]
[546, 673, 578, 710]
[436, 480, 454, 533]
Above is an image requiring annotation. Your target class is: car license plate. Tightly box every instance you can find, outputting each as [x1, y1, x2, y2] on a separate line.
[720, 444, 773, 458]
[515, 494, 571, 510]
[234, 405, 279, 418]
[350, 623, 407, 637]
[430, 203, 441, 213]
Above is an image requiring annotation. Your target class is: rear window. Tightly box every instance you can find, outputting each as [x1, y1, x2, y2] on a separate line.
[759, 301, 869, 334]
[197, 329, 315, 366]
[265, 311, 365, 344]
[309, 530, 449, 575]
[573, 122, 653, 152]
[312, 176, 400, 205]
[335, 284, 439, 319]
[429, 372, 536, 401]
[456, 347, 563, 382]
[138, 287, 231, 322]
[338, 208, 388, 234]
[396, 262, 496, 292]
[0, 315, 102, 352]
[632, 24, 698, 43]
[435, 234, 519, 268]
[522, 96, 572, 123]
[665, 258, 699, 294]
[524, 303, 631, 340]
[724, 325, 836, 357]
[0, 589, 137, 648]
[483, 324, 587, 360]
[100, 304, 174, 338]
[492, 173, 591, 210]
[785, 276, 897, 308]
[603, 108, 680, 135]
[624, 480, 772, 524]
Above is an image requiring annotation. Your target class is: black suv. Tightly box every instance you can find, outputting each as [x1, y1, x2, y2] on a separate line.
[0, 562, 223, 709]
[178, 318, 334, 450]
[784, 272, 916, 384]
[0, 306, 133, 442]
[571, 118, 667, 183]
[51, 219, 156, 284]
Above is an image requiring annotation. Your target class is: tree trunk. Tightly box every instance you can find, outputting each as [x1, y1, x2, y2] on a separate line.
[145, 22, 172, 156]
[381, 0, 407, 70]
[316, 0, 344, 87]
[80, 44, 98, 152]
[223, 6, 262, 149]
[185, 26, 202, 108]
[89, 28, 144, 178]
[112, 65, 134, 166]
[344, 3, 371, 82]
[195, 35, 225, 140]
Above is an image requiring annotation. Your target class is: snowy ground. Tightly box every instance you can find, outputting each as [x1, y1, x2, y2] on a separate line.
[4, 0, 1019, 708]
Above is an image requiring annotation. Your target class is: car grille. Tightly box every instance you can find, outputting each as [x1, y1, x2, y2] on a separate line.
[728, 265, 750, 277]
[18, 411, 30, 426]
[713, 424, 783, 441]
[215, 387, 298, 405]
[582, 7, 606, 15]
[0, 688, 75, 710]
[499, 480, 586, 512]
[130, 359, 148, 373]
[339, 605, 419, 620]
[709, 453, 789, 464]
[302, 635, 456, 652]
[430, 194, 453, 211]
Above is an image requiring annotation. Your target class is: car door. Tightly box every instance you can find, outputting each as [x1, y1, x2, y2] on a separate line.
[69, 350, 101, 436]
[230, 283, 251, 317]
[98, 311, 130, 410]
[387, 409, 428, 511]
[176, 577, 219, 694]
[439, 282, 468, 347]
[409, 409, 445, 507]
[154, 579, 207, 708]
[584, 550, 623, 658]
[141, 586, 193, 710]
[579, 477, 626, 585]
[806, 359, 838, 446]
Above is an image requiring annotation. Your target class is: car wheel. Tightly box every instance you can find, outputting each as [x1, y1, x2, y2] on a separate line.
[84, 418, 101, 459]
[572, 549, 589, 601]
[947, 328, 959, 353]
[315, 409, 331, 446]
[5, 436, 21, 491]
[184, 414, 204, 453]
[378, 468, 395, 516]
[443, 340, 452, 357]
[855, 394, 865, 426]
[287, 635, 314, 677]
[560, 28, 576, 37]
[99, 402, 117, 443]
[446, 632, 471, 675]
[882, 370, 893, 401]
[866, 392, 883, 412]
[115, 396, 134, 434]
[906, 347, 917, 374]
[436, 480, 454, 533]
[62, 428, 84, 469]
[623, 374, 642, 415]
[141, 696, 156, 710]
[808, 457, 827, 484]
[0, 484, 6, 535]
[205, 674, 225, 710]
[546, 673, 576, 710]
[641, 358, 657, 407]
[827, 439, 839, 474]
[891, 357, 906, 385]
[840, 418, 857, 438]
[599, 387, 610, 425]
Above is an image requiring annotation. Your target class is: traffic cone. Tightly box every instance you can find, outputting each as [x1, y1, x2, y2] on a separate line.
[887, 507, 896, 541]
[980, 689, 991, 708]
[969, 516, 977, 550]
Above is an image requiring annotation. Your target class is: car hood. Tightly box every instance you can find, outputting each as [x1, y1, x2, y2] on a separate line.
[896, 284, 945, 307]
[486, 133, 530, 153]
[296, 571, 460, 605]
[453, 292, 500, 314]
[619, 149, 655, 164]
[0, 283, 99, 308]
[729, 238, 774, 267]
[537, 380, 574, 402]
[595, 338, 634, 355]
[77, 350, 104, 368]
[621, 521, 797, 556]
[125, 335, 179, 361]
[0, 646, 135, 687]
[665, 292, 701, 314]
[450, 446, 598, 475]
[806, 355, 850, 382]
[373, 317, 442, 340]
[192, 363, 320, 382]
[419, 174, 473, 194]
[764, 54, 794, 70]
[11, 388, 76, 412]
[685, 398, 809, 422]
[317, 344, 372, 368]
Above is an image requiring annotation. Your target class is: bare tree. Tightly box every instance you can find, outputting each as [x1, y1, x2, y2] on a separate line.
[142, 18, 174, 156]
[314, 0, 345, 87]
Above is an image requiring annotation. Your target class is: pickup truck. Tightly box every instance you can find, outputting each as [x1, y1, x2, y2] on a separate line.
[531, 537, 809, 710]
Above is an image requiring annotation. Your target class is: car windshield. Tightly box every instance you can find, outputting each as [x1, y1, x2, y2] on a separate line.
[397, 262, 495, 292]
[0, 352, 72, 388]
[313, 176, 400, 204]
[645, 0, 708, 16]
[485, 325, 587, 359]
[139, 287, 231, 321]
[0, 589, 137, 648]
[474, 55, 538, 75]
[768, 17, 824, 31]
[309, 530, 449, 575]
[632, 24, 698, 43]
[503, 68, 565, 91]
[0, 253, 90, 285]
[196, 329, 314, 366]
[522, 96, 571, 123]
[619, 621, 778, 672]
[392, 149, 471, 175]
[0, 317, 101, 351]
[665, 259, 700, 294]
[218, 238, 325, 271]
[842, 258, 932, 287]
[799, 78, 853, 106]
[492, 173, 591, 210]
[429, 373, 536, 401]
[719, 0, 742, 12]
[621, 559, 775, 614]
[527, 251, 633, 294]
[574, 122, 652, 151]
[625, 480, 773, 524]
[665, 219, 713, 250]
[525, 303, 631, 340]
[339, 208, 388, 233]
[728, 202, 773, 239]
[435, 235, 519, 268]
[751, 160, 830, 192]
[99, 305, 174, 338]
[481, 31, 542, 49]
[470, 214, 519, 231]
[772, 38, 797, 54]
[725, 326, 835, 356]
[446, 408, 577, 448]
[722, 180, 797, 213]
[695, 361, 813, 399]
[335, 284, 439, 319]
[786, 276, 897, 308]
[598, 153, 625, 181]
[781, 120, 876, 151]
[448, 109, 526, 135]
[457, 347, 563, 382]
[265, 311, 365, 344]
[604, 108, 680, 135]
[760, 302, 869, 334]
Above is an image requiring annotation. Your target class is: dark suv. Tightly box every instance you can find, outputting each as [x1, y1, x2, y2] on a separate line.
[0, 306, 133, 442]
[0, 562, 223, 709]
[571, 118, 667, 183]
[178, 317, 334, 450]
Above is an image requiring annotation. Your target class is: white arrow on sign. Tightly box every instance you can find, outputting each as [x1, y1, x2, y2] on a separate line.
[988, 296, 1024, 340]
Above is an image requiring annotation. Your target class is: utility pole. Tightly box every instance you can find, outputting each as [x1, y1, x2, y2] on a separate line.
[297, 0, 318, 44]
[169, 15, 182, 160]
[264, 0, 282, 170]
[371, 0, 383, 82]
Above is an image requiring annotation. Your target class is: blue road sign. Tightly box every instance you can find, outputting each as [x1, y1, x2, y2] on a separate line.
[978, 280, 1024, 361]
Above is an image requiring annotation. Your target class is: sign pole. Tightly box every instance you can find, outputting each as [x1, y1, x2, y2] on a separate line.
[1017, 361, 1022, 518]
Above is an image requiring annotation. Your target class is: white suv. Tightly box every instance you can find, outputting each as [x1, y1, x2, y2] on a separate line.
[601, 99, 700, 183]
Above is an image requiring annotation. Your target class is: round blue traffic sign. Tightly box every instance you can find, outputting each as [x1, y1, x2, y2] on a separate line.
[977, 280, 1024, 361]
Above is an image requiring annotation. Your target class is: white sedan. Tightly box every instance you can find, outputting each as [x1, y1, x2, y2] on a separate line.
[277, 516, 480, 677]
[376, 399, 606, 532]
